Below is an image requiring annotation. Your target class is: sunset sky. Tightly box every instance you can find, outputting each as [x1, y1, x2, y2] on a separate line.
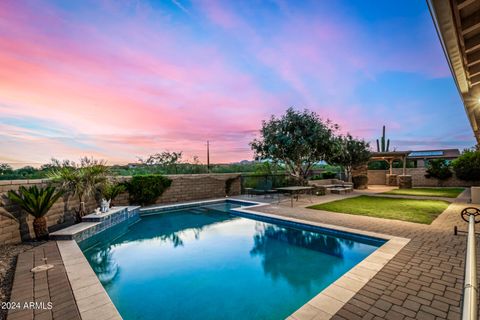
[0, 0, 474, 167]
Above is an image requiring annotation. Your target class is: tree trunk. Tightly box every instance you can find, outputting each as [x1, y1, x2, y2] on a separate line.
[76, 201, 86, 222]
[33, 216, 48, 240]
[344, 167, 351, 182]
[297, 175, 308, 186]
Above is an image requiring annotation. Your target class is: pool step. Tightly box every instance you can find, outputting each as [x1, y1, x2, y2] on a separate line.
[189, 208, 210, 214]
[50, 206, 140, 242]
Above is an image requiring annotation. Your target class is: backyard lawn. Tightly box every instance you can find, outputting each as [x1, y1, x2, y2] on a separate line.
[382, 187, 464, 198]
[308, 195, 450, 224]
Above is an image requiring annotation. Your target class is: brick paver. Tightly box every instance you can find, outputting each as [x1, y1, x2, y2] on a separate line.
[6, 242, 80, 320]
[244, 189, 474, 320]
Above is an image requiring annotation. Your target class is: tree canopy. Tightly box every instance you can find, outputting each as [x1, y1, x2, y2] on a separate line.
[452, 150, 480, 181]
[425, 159, 452, 181]
[0, 163, 13, 175]
[139, 151, 183, 173]
[328, 134, 371, 181]
[250, 108, 339, 183]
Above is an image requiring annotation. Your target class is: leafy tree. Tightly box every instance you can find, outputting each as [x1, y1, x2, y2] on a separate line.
[0, 163, 13, 175]
[139, 151, 183, 173]
[250, 108, 338, 184]
[7, 185, 63, 240]
[452, 150, 480, 181]
[40, 158, 76, 171]
[252, 161, 282, 176]
[327, 134, 371, 181]
[49, 157, 109, 221]
[425, 159, 452, 185]
[368, 159, 416, 170]
[368, 161, 388, 170]
[15, 166, 36, 177]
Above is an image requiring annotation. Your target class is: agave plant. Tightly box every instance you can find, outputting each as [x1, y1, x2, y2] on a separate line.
[7, 185, 63, 240]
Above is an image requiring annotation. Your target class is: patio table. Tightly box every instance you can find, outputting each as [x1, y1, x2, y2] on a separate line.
[275, 186, 314, 207]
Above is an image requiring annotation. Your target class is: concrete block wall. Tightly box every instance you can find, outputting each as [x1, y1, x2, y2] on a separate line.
[367, 168, 480, 187]
[0, 173, 241, 245]
[368, 170, 389, 185]
[351, 164, 368, 177]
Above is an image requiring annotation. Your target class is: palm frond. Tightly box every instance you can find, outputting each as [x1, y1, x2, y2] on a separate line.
[6, 185, 63, 218]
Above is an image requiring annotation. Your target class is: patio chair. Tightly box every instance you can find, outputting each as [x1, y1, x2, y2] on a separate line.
[251, 179, 277, 198]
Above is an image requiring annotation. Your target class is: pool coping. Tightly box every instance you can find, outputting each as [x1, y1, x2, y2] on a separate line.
[57, 240, 122, 320]
[57, 197, 410, 320]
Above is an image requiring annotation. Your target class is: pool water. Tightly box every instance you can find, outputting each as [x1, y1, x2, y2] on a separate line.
[81, 201, 384, 320]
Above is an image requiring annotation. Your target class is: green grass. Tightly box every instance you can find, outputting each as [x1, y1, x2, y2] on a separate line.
[382, 187, 464, 198]
[308, 195, 450, 224]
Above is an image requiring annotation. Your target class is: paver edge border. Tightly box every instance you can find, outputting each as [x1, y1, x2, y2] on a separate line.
[57, 240, 122, 320]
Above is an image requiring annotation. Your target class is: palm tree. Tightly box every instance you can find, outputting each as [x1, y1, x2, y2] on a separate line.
[7, 185, 63, 240]
[49, 158, 109, 221]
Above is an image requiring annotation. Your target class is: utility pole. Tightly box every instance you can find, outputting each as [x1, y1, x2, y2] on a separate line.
[207, 140, 210, 173]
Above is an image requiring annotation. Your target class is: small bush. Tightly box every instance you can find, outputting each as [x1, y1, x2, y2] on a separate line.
[125, 175, 172, 205]
[452, 150, 480, 181]
[100, 182, 126, 206]
[225, 177, 238, 196]
[322, 171, 337, 179]
[352, 175, 368, 189]
[313, 186, 326, 196]
[310, 172, 336, 180]
[425, 159, 452, 180]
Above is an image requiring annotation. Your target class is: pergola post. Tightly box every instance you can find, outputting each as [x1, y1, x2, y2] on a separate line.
[371, 151, 411, 187]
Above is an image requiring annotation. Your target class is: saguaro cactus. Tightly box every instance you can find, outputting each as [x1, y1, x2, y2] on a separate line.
[376, 125, 390, 152]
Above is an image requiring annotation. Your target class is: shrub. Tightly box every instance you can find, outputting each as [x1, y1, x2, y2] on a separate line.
[322, 171, 337, 179]
[313, 186, 326, 196]
[100, 181, 126, 206]
[125, 175, 172, 205]
[452, 150, 480, 181]
[310, 172, 336, 180]
[225, 177, 238, 196]
[425, 159, 452, 181]
[352, 175, 368, 189]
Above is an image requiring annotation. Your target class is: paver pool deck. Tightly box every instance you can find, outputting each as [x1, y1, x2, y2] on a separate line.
[241, 187, 474, 320]
[7, 242, 81, 320]
[7, 186, 477, 320]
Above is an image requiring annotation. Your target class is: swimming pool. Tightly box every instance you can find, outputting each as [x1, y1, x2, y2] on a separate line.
[80, 200, 385, 320]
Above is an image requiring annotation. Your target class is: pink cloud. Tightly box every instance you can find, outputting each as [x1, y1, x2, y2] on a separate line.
[0, 0, 468, 166]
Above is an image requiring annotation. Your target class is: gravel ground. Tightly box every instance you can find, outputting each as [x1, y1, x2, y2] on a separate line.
[0, 243, 37, 320]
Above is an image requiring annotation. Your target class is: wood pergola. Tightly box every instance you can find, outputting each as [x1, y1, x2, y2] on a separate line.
[370, 151, 411, 175]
